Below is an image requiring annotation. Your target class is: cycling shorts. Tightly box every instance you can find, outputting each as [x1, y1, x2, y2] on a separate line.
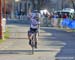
[29, 28, 38, 33]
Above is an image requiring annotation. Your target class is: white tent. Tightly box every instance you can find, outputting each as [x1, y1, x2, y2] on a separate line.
[62, 8, 74, 13]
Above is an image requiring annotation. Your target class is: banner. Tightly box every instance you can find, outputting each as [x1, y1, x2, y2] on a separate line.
[62, 18, 71, 27]
[68, 20, 75, 29]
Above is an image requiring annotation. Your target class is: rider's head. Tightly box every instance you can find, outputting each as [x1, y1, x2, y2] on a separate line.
[33, 14, 39, 21]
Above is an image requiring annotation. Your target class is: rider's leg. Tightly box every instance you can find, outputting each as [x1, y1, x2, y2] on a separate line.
[28, 31, 32, 45]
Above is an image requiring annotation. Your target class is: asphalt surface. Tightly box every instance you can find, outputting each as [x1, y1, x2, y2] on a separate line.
[0, 24, 75, 60]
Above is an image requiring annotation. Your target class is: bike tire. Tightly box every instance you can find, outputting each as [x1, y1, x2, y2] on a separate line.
[31, 33, 37, 54]
[31, 36, 35, 54]
[32, 45, 34, 54]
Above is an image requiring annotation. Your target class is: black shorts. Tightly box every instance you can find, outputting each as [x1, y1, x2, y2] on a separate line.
[29, 28, 38, 33]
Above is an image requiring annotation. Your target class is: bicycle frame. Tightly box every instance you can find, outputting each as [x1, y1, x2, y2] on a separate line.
[31, 32, 36, 54]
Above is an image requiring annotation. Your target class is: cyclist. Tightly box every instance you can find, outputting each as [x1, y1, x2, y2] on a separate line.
[28, 13, 40, 48]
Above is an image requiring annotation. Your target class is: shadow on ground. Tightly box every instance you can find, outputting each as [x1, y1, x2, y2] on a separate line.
[40, 27, 75, 60]
[0, 50, 56, 55]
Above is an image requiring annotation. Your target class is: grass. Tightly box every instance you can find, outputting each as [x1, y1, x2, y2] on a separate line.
[0, 28, 9, 43]
[72, 30, 75, 32]
[0, 39, 4, 43]
[4, 29, 9, 39]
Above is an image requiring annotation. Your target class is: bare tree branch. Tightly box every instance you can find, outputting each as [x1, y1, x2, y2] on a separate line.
[70, 0, 75, 10]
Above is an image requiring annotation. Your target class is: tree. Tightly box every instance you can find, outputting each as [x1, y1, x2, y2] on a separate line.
[37, 0, 44, 11]
[70, 0, 75, 10]
[31, 0, 36, 10]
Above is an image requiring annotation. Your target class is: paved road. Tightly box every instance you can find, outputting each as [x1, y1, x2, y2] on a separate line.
[0, 24, 75, 60]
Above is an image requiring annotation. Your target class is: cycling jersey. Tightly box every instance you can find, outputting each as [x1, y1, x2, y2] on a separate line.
[30, 18, 40, 29]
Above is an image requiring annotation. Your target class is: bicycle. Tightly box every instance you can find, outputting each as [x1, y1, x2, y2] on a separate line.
[30, 32, 38, 54]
